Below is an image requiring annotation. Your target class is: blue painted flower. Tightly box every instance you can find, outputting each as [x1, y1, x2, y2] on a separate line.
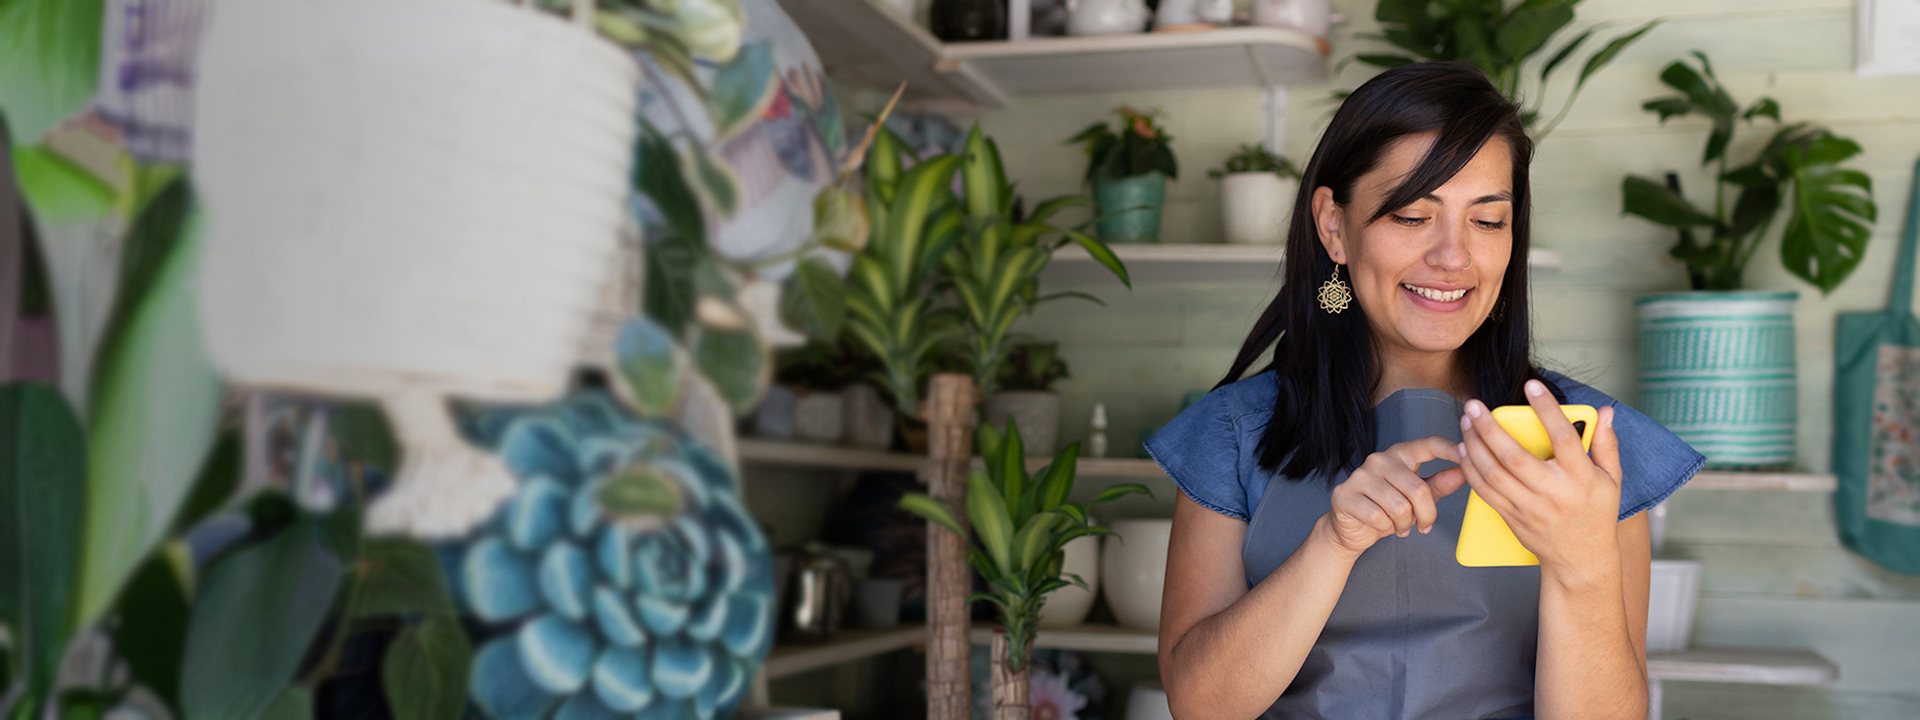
[454, 391, 773, 719]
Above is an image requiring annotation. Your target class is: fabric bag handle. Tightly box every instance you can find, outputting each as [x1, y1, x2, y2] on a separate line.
[1894, 157, 1920, 315]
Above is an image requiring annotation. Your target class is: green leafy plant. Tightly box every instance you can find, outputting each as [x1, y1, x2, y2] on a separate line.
[1351, 0, 1658, 140]
[1619, 52, 1877, 293]
[1067, 105, 1179, 182]
[1207, 143, 1301, 180]
[996, 342, 1069, 393]
[898, 419, 1150, 674]
[842, 126, 967, 416]
[942, 125, 1129, 398]
[773, 339, 871, 391]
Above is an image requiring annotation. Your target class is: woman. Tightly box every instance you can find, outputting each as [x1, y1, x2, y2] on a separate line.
[1144, 62, 1704, 719]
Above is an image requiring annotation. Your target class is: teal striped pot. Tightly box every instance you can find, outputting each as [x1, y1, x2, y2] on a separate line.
[1637, 291, 1799, 469]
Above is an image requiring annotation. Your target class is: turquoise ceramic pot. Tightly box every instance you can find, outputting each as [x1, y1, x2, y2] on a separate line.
[1092, 172, 1168, 244]
[1636, 290, 1799, 469]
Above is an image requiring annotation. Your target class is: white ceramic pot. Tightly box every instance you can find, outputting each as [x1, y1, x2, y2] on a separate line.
[194, 0, 639, 537]
[1221, 172, 1295, 245]
[1102, 519, 1172, 630]
[984, 390, 1061, 455]
[843, 383, 895, 449]
[792, 390, 845, 442]
[754, 384, 799, 438]
[1038, 533, 1100, 627]
[1647, 559, 1703, 652]
[1153, 0, 1230, 28]
[1251, 0, 1333, 38]
[1124, 683, 1174, 720]
[1068, 0, 1149, 36]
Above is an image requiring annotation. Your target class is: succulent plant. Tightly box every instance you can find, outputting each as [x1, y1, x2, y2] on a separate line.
[451, 390, 773, 719]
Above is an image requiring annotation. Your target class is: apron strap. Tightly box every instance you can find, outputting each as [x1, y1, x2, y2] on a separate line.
[1893, 156, 1920, 314]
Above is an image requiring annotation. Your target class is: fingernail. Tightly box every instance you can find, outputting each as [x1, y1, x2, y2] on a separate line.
[1421, 525, 1432, 534]
[1525, 379, 1545, 397]
[1456, 442, 1467, 459]
[1466, 401, 1484, 417]
[1460, 415, 1472, 431]
[1398, 530, 1410, 538]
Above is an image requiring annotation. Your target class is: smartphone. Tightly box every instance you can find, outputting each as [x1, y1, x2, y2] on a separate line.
[1455, 404, 1599, 567]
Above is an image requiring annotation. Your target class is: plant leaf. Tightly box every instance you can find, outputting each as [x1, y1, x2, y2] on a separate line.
[1777, 136, 1876, 293]
[1743, 97, 1781, 123]
[113, 553, 191, 714]
[181, 521, 343, 720]
[1036, 442, 1080, 512]
[899, 493, 966, 538]
[1009, 513, 1057, 578]
[1495, 2, 1575, 66]
[779, 256, 846, 342]
[0, 382, 85, 709]
[961, 125, 1008, 223]
[381, 615, 472, 720]
[1621, 175, 1719, 228]
[357, 538, 457, 618]
[691, 322, 768, 416]
[1091, 482, 1153, 505]
[685, 141, 741, 216]
[1539, 27, 1594, 82]
[1062, 230, 1131, 288]
[1578, 20, 1660, 90]
[967, 470, 1014, 576]
[260, 688, 312, 720]
[77, 189, 224, 628]
[0, 0, 103, 141]
[633, 119, 704, 246]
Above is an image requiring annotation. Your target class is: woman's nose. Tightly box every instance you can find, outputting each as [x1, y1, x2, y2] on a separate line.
[1427, 224, 1471, 271]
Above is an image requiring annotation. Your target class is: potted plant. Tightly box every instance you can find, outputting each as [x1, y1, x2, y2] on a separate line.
[899, 419, 1150, 720]
[1351, 0, 1658, 141]
[764, 340, 862, 442]
[1620, 52, 1877, 468]
[1209, 143, 1301, 245]
[1068, 105, 1178, 244]
[984, 342, 1070, 455]
[944, 124, 1129, 404]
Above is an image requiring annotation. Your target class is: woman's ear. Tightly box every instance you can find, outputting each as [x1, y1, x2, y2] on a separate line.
[1312, 186, 1348, 264]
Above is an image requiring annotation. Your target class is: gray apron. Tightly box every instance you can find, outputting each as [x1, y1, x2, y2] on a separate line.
[1241, 389, 1539, 719]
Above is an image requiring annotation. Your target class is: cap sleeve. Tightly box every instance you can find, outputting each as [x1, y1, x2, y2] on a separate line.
[1608, 398, 1706, 520]
[1144, 390, 1248, 522]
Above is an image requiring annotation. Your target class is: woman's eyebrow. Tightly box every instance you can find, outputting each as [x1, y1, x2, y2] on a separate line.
[1416, 191, 1516, 206]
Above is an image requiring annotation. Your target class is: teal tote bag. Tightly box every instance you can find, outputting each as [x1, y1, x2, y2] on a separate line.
[1835, 157, 1920, 573]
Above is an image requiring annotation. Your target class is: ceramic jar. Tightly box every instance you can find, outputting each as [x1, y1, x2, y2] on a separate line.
[1251, 0, 1334, 38]
[984, 390, 1061, 455]
[1101, 518, 1173, 629]
[1221, 172, 1296, 245]
[1068, 0, 1149, 36]
[1038, 533, 1100, 627]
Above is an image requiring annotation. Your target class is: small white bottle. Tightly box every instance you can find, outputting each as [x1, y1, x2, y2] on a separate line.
[1087, 402, 1109, 458]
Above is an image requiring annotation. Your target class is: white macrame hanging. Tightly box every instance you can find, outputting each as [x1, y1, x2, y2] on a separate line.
[193, 0, 639, 537]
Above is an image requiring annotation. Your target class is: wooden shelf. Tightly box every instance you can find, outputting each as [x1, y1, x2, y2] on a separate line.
[1686, 470, 1837, 492]
[763, 625, 925, 680]
[1646, 647, 1839, 685]
[1043, 243, 1563, 284]
[775, 0, 1326, 113]
[738, 439, 1166, 479]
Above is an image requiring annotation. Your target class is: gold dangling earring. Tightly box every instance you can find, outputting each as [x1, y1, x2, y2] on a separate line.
[1318, 264, 1352, 314]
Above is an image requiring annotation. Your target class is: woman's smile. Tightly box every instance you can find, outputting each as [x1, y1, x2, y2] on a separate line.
[1401, 282, 1473, 309]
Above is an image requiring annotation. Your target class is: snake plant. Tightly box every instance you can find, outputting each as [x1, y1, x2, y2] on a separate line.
[942, 125, 1130, 398]
[898, 418, 1150, 673]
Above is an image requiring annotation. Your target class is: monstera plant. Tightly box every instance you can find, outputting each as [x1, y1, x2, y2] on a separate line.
[899, 419, 1149, 720]
[1620, 52, 1877, 470]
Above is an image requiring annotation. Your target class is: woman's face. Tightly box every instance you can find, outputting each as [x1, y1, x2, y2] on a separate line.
[1311, 132, 1514, 357]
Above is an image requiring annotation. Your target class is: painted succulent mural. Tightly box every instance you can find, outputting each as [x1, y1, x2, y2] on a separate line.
[453, 386, 773, 719]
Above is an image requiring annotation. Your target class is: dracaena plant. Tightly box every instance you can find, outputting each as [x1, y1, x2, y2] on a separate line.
[1351, 0, 1657, 140]
[942, 125, 1129, 398]
[842, 126, 966, 416]
[1620, 52, 1877, 293]
[898, 419, 1151, 673]
[1207, 143, 1302, 180]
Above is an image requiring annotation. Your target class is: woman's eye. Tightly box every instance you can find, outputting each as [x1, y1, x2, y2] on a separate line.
[1475, 219, 1509, 230]
[1391, 214, 1428, 227]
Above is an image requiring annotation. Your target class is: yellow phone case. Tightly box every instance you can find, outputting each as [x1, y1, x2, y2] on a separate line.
[1455, 404, 1599, 567]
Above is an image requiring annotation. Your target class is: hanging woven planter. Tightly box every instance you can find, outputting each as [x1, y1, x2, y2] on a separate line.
[192, 0, 640, 537]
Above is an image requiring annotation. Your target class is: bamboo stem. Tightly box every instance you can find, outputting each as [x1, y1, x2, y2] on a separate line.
[924, 373, 977, 720]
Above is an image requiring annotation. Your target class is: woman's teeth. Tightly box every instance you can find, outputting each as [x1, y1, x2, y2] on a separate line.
[1403, 283, 1468, 302]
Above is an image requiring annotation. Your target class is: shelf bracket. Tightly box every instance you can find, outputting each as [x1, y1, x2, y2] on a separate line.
[1263, 85, 1287, 155]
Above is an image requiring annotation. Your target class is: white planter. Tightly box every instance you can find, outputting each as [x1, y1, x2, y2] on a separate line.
[193, 0, 638, 537]
[843, 383, 895, 449]
[792, 390, 845, 443]
[1102, 519, 1172, 630]
[1068, 0, 1149, 35]
[1647, 559, 1703, 652]
[1038, 533, 1099, 627]
[1221, 172, 1295, 245]
[984, 390, 1061, 455]
[1124, 683, 1175, 720]
[1251, 0, 1334, 38]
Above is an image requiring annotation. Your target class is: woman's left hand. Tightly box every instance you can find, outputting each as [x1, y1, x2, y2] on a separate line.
[1457, 379, 1624, 574]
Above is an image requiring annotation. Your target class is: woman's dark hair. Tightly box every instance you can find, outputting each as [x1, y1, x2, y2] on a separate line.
[1220, 61, 1561, 483]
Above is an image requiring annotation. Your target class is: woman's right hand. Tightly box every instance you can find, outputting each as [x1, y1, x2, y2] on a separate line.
[1322, 436, 1470, 556]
